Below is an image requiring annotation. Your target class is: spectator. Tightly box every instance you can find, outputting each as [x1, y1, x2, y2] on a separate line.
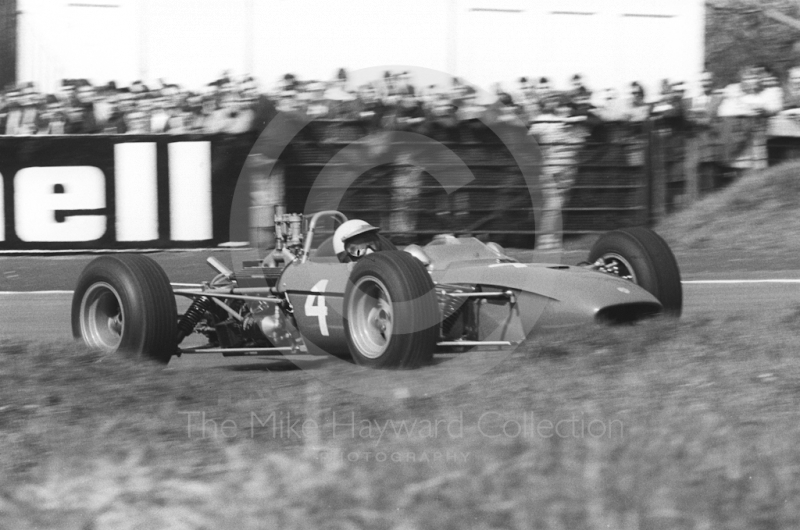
[426, 92, 459, 141]
[241, 76, 277, 133]
[394, 92, 426, 133]
[516, 76, 541, 124]
[454, 84, 490, 142]
[656, 82, 691, 132]
[3, 87, 24, 135]
[275, 88, 301, 115]
[760, 68, 784, 115]
[3, 83, 41, 135]
[718, 66, 781, 172]
[535, 77, 554, 103]
[623, 82, 651, 122]
[202, 88, 251, 134]
[281, 73, 298, 92]
[171, 92, 203, 133]
[72, 83, 100, 134]
[687, 72, 722, 127]
[396, 71, 416, 98]
[150, 93, 173, 133]
[569, 74, 589, 98]
[96, 86, 127, 134]
[448, 76, 465, 104]
[325, 68, 357, 104]
[594, 88, 628, 122]
[568, 86, 603, 136]
[719, 67, 780, 117]
[529, 94, 588, 250]
[487, 91, 527, 127]
[115, 89, 136, 131]
[125, 104, 150, 134]
[685, 71, 725, 187]
[453, 84, 484, 122]
[782, 66, 800, 110]
[93, 83, 117, 131]
[130, 80, 149, 95]
[617, 82, 652, 166]
[305, 82, 330, 119]
[355, 83, 387, 133]
[38, 94, 69, 134]
[225, 90, 256, 134]
[152, 84, 183, 133]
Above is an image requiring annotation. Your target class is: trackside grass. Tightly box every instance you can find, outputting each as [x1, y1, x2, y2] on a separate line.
[657, 160, 800, 256]
[3, 308, 800, 529]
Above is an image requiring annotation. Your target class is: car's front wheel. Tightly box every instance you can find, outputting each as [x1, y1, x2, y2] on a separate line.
[588, 227, 683, 316]
[71, 255, 177, 363]
[343, 251, 438, 369]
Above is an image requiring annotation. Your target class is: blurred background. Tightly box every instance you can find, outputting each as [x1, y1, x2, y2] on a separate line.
[3, 0, 704, 97]
[5, 0, 800, 250]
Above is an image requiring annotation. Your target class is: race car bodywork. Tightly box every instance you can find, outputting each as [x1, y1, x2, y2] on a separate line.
[72, 209, 681, 368]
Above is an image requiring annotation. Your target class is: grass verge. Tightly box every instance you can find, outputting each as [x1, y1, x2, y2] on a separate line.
[3, 307, 800, 529]
[657, 160, 800, 257]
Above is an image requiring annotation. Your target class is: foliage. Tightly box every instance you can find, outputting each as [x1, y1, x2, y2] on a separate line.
[706, 0, 800, 84]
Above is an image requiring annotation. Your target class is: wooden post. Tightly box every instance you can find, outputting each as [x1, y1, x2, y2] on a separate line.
[649, 125, 667, 223]
[684, 134, 700, 207]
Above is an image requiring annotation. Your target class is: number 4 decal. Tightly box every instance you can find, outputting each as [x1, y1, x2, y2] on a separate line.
[305, 279, 329, 336]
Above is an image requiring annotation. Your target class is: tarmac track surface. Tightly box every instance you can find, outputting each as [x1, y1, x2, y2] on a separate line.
[1, 249, 798, 372]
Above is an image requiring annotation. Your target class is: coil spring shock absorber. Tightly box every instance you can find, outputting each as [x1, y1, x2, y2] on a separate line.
[438, 290, 466, 338]
[177, 296, 214, 342]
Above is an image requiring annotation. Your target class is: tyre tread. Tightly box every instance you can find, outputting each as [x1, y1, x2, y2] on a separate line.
[589, 227, 682, 316]
[72, 254, 176, 363]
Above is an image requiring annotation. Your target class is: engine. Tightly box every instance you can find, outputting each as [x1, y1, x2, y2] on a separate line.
[261, 206, 307, 267]
[187, 298, 298, 354]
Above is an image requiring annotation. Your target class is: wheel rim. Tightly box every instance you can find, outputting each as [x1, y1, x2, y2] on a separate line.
[348, 275, 394, 359]
[600, 253, 637, 283]
[80, 282, 125, 353]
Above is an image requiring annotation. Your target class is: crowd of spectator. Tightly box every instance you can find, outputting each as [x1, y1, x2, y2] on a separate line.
[3, 65, 794, 250]
[1, 65, 798, 139]
[0, 73, 276, 135]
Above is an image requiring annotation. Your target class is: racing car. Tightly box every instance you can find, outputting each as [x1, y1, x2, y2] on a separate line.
[72, 209, 682, 368]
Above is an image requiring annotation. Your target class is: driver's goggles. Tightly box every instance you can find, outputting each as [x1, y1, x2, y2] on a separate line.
[347, 242, 374, 258]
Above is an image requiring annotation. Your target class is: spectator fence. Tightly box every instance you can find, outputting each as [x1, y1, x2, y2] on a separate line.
[0, 116, 781, 251]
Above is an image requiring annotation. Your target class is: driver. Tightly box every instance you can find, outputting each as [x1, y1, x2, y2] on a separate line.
[333, 219, 382, 263]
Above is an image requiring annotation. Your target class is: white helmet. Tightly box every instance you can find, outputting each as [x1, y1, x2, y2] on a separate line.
[333, 219, 381, 262]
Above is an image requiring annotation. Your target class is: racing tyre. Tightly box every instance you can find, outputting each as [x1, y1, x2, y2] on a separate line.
[375, 234, 398, 252]
[344, 250, 438, 369]
[589, 227, 682, 316]
[72, 254, 177, 363]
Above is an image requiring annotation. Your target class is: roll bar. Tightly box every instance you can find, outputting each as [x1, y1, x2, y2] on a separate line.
[302, 210, 348, 262]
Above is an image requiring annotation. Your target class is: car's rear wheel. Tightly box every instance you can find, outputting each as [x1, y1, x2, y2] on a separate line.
[72, 255, 177, 363]
[588, 227, 682, 316]
[344, 251, 438, 368]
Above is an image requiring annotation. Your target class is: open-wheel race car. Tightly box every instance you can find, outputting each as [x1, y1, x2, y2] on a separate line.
[72, 209, 682, 368]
